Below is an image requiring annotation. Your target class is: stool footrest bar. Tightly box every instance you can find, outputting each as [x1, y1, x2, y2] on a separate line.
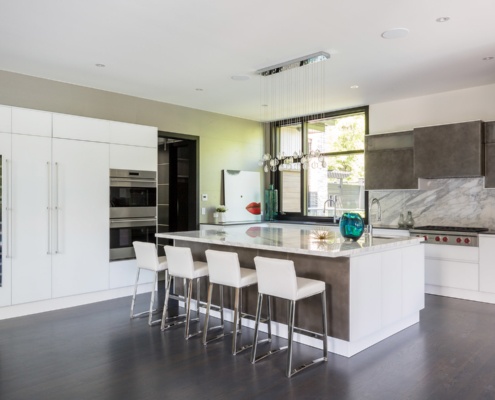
[252, 345, 288, 363]
[288, 356, 327, 377]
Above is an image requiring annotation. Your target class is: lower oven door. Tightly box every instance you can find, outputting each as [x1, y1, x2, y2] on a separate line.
[110, 218, 157, 261]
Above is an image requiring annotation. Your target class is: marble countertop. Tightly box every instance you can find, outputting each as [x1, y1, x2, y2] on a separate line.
[156, 225, 423, 258]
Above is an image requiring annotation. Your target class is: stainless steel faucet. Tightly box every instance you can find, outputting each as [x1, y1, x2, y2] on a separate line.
[323, 195, 338, 219]
[369, 198, 382, 232]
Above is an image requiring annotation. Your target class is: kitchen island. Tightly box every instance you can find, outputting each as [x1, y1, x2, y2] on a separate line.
[156, 224, 424, 357]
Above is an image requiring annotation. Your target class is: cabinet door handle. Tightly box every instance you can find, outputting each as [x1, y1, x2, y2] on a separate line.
[5, 159, 11, 258]
[47, 161, 51, 255]
[55, 162, 59, 254]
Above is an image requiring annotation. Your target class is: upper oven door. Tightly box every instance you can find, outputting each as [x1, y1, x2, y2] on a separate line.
[110, 169, 157, 218]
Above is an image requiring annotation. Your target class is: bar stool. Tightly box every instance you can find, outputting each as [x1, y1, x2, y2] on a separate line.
[161, 245, 209, 339]
[131, 241, 168, 326]
[250, 256, 328, 378]
[202, 249, 259, 355]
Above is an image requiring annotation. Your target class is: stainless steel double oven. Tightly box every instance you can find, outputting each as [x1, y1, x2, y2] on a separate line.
[109, 169, 157, 261]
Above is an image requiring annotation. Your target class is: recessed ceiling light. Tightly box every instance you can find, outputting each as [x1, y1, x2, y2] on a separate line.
[381, 28, 409, 39]
[483, 56, 494, 61]
[95, 63, 106, 68]
[350, 85, 359, 89]
[436, 17, 450, 23]
[195, 88, 203, 91]
[231, 75, 250, 81]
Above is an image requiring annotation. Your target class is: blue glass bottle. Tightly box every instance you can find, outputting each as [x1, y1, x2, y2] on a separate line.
[339, 212, 364, 241]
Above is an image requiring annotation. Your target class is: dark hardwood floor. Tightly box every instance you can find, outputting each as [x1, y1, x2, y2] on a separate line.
[1, 294, 495, 400]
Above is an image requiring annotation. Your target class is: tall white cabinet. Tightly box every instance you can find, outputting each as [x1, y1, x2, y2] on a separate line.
[0, 129, 12, 307]
[11, 134, 53, 304]
[51, 138, 109, 298]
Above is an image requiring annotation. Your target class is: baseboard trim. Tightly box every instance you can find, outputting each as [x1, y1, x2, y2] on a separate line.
[0, 283, 154, 321]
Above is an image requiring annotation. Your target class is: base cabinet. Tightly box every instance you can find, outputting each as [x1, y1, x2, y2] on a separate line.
[480, 235, 495, 293]
[424, 244, 479, 292]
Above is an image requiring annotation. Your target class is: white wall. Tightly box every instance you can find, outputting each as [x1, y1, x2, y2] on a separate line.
[0, 70, 263, 224]
[369, 83, 495, 134]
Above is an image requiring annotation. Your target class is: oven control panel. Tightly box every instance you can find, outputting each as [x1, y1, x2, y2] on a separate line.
[412, 233, 478, 246]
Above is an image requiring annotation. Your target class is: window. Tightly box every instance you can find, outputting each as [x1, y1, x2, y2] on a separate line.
[272, 106, 368, 221]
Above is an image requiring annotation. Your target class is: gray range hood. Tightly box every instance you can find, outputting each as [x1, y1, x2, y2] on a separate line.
[413, 121, 484, 179]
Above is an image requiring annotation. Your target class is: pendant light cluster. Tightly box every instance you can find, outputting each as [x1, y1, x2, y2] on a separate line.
[257, 51, 330, 173]
[259, 149, 327, 173]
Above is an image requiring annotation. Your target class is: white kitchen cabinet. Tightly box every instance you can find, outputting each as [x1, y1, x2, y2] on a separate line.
[53, 113, 110, 143]
[424, 244, 479, 291]
[0, 105, 11, 133]
[110, 121, 157, 147]
[11, 134, 52, 304]
[110, 144, 157, 171]
[51, 139, 109, 298]
[479, 235, 495, 293]
[0, 132, 12, 307]
[11, 107, 52, 137]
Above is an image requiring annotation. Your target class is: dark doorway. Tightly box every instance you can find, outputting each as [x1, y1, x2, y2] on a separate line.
[156, 132, 199, 255]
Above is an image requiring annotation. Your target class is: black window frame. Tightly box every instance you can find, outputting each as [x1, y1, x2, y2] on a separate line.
[268, 105, 369, 224]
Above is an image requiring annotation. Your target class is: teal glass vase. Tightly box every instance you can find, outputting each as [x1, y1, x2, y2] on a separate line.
[264, 184, 278, 221]
[339, 212, 364, 241]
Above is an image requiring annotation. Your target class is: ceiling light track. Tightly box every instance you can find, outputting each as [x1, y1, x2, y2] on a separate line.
[256, 51, 330, 77]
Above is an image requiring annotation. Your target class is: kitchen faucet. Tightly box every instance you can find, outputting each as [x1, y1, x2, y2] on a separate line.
[323, 195, 338, 220]
[368, 197, 382, 234]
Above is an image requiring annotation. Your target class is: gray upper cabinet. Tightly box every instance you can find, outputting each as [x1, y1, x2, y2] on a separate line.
[365, 131, 418, 190]
[484, 121, 495, 188]
[413, 121, 484, 178]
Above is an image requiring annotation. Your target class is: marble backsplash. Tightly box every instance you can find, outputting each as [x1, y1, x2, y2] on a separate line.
[369, 177, 495, 229]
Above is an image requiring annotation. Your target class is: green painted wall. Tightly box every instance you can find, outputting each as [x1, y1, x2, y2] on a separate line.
[0, 70, 263, 223]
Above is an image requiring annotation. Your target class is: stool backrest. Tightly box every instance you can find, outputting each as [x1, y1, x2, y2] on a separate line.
[164, 245, 195, 278]
[205, 249, 241, 286]
[133, 241, 160, 271]
[253, 256, 298, 300]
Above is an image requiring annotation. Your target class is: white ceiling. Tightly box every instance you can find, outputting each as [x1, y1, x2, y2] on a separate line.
[1, 0, 494, 121]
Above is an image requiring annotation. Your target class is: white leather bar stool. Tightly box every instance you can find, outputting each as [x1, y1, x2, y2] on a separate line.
[202, 249, 260, 355]
[161, 245, 209, 339]
[131, 241, 168, 326]
[250, 256, 328, 378]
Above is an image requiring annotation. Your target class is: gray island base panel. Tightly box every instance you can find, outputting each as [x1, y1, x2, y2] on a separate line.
[156, 225, 425, 357]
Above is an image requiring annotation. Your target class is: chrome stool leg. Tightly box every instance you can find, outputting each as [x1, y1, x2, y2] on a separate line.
[250, 293, 263, 363]
[232, 287, 240, 354]
[322, 290, 328, 358]
[160, 274, 173, 330]
[185, 278, 193, 339]
[130, 268, 141, 319]
[202, 283, 215, 345]
[286, 300, 296, 377]
[147, 272, 158, 326]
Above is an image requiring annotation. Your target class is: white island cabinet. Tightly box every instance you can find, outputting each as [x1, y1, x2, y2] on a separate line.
[157, 225, 425, 357]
